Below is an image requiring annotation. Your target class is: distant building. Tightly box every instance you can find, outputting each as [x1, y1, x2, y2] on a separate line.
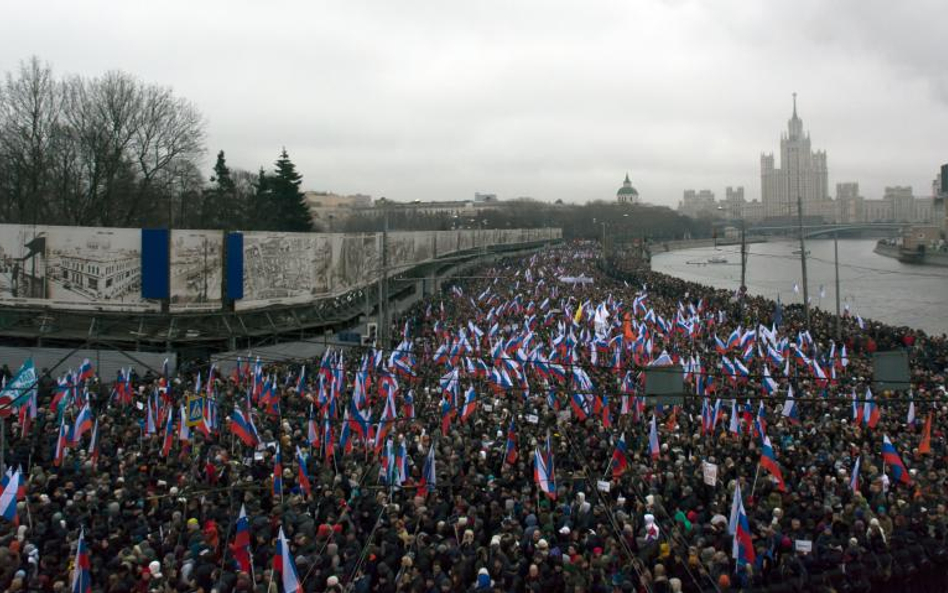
[760, 94, 830, 219]
[742, 200, 764, 222]
[303, 191, 373, 230]
[835, 182, 864, 224]
[474, 192, 497, 203]
[723, 186, 746, 220]
[678, 189, 718, 219]
[883, 186, 915, 222]
[616, 173, 639, 204]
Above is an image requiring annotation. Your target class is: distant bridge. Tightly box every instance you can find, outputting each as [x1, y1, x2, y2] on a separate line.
[802, 223, 906, 239]
[743, 222, 908, 240]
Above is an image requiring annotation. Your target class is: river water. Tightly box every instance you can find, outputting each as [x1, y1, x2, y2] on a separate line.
[651, 239, 948, 336]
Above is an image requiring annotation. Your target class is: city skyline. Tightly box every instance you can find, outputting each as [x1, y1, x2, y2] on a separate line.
[1, 1, 945, 207]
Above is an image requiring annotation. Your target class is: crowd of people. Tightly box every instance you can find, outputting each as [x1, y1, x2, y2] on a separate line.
[0, 241, 946, 593]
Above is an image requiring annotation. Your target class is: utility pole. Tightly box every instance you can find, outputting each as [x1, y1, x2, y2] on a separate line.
[379, 199, 389, 347]
[739, 218, 747, 291]
[834, 228, 841, 342]
[601, 222, 607, 261]
[797, 195, 811, 330]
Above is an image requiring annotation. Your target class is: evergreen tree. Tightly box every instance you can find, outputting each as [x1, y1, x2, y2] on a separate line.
[248, 167, 272, 230]
[201, 150, 239, 228]
[268, 148, 312, 232]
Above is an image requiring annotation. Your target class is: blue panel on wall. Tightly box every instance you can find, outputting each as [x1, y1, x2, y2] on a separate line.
[226, 232, 244, 300]
[141, 228, 170, 299]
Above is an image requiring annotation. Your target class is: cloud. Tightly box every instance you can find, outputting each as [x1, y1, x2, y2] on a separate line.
[1, 0, 945, 206]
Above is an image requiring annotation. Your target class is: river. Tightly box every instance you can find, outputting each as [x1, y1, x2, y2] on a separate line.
[651, 239, 948, 337]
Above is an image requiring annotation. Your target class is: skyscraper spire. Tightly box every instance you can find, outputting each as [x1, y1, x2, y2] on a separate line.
[792, 92, 797, 118]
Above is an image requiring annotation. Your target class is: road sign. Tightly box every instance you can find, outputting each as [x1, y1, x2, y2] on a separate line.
[186, 394, 205, 427]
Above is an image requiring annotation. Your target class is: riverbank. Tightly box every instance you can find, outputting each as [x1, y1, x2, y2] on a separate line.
[874, 240, 948, 268]
[652, 239, 948, 336]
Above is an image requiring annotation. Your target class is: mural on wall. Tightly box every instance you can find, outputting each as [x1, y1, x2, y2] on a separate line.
[0, 225, 558, 312]
[0, 224, 49, 304]
[47, 226, 148, 308]
[332, 233, 379, 294]
[386, 233, 416, 273]
[413, 232, 435, 264]
[435, 231, 456, 258]
[236, 232, 331, 310]
[0, 224, 158, 311]
[170, 230, 222, 311]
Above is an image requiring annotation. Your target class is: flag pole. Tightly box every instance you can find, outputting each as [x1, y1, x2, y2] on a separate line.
[750, 462, 761, 500]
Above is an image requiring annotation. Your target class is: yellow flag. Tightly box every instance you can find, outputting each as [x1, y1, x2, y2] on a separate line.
[573, 303, 584, 324]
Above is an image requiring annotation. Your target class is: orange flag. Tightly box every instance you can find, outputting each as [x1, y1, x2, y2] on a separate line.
[665, 407, 678, 431]
[919, 412, 932, 454]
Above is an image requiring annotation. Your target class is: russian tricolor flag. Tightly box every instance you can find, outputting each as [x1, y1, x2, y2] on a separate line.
[732, 497, 756, 567]
[461, 385, 477, 422]
[863, 388, 880, 428]
[534, 447, 556, 500]
[850, 456, 861, 494]
[648, 415, 660, 460]
[611, 433, 629, 478]
[295, 447, 312, 497]
[0, 468, 20, 523]
[230, 408, 259, 448]
[418, 444, 436, 497]
[781, 384, 800, 424]
[504, 419, 518, 465]
[881, 435, 911, 485]
[231, 504, 252, 573]
[759, 436, 786, 492]
[569, 392, 590, 421]
[71, 527, 92, 593]
[273, 527, 303, 593]
[77, 359, 94, 383]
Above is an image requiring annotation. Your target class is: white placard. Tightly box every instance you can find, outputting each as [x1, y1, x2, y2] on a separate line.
[702, 461, 718, 486]
[596, 480, 611, 492]
[557, 410, 572, 422]
[795, 540, 812, 553]
[483, 404, 493, 412]
[526, 414, 539, 424]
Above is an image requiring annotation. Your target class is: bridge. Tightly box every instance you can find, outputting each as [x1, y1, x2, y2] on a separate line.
[741, 222, 908, 240]
[801, 223, 906, 239]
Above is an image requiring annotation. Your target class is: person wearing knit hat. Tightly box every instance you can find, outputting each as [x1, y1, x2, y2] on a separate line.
[471, 567, 490, 590]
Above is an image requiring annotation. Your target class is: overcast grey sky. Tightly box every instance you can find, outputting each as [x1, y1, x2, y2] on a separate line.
[2, 0, 945, 206]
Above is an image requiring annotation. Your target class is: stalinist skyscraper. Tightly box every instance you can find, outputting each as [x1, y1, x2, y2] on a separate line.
[760, 94, 829, 218]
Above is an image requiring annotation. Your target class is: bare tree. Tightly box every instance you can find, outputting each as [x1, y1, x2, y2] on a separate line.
[0, 56, 63, 222]
[0, 58, 207, 228]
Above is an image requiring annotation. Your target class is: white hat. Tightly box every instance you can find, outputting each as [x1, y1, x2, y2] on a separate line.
[559, 526, 570, 535]
[148, 560, 163, 578]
